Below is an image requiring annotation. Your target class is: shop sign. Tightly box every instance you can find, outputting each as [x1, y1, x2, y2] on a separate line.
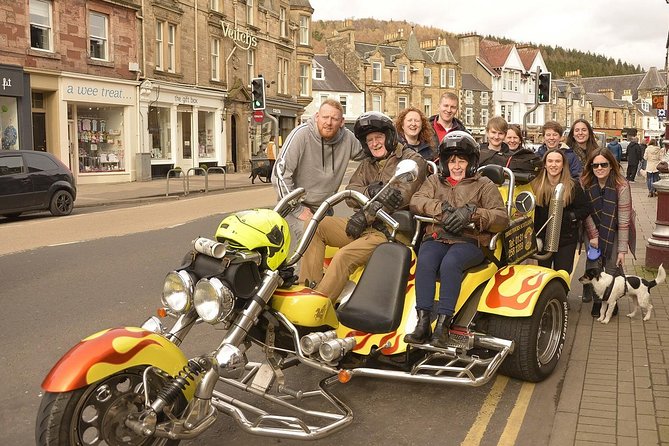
[652, 94, 665, 110]
[62, 79, 135, 105]
[175, 95, 199, 105]
[220, 21, 258, 48]
[0, 68, 24, 97]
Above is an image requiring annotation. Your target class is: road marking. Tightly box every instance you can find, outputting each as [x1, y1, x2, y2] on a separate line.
[47, 241, 80, 247]
[498, 382, 535, 446]
[461, 375, 509, 445]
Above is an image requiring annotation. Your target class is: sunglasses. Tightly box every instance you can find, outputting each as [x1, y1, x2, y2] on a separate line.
[591, 162, 610, 169]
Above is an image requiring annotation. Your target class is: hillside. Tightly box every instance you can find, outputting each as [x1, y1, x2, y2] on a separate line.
[312, 19, 644, 78]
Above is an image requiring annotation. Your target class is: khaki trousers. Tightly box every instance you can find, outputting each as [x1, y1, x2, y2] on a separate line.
[299, 216, 387, 302]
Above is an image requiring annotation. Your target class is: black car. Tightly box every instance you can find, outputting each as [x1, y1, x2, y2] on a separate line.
[0, 150, 76, 218]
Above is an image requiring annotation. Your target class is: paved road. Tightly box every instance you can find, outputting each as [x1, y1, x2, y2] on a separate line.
[0, 191, 570, 445]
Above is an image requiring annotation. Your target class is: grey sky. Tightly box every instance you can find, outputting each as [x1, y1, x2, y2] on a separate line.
[311, 0, 669, 72]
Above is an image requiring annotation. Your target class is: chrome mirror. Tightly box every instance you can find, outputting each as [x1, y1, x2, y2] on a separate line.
[391, 159, 419, 184]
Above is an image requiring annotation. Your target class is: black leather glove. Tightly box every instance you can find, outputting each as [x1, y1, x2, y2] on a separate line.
[378, 187, 403, 212]
[345, 209, 368, 238]
[443, 204, 476, 235]
[366, 181, 384, 198]
[441, 202, 455, 224]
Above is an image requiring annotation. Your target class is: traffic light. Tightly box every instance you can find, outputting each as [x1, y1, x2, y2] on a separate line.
[251, 77, 266, 110]
[537, 72, 552, 104]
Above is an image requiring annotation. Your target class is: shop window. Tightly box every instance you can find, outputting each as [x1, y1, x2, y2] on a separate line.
[89, 11, 109, 60]
[198, 111, 215, 159]
[148, 106, 171, 160]
[77, 106, 125, 172]
[0, 96, 20, 150]
[30, 0, 52, 51]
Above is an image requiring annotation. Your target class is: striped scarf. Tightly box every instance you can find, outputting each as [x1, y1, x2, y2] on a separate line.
[585, 177, 618, 258]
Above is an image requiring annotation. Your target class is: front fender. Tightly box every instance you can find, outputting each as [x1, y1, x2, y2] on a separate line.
[42, 327, 189, 392]
[478, 265, 569, 317]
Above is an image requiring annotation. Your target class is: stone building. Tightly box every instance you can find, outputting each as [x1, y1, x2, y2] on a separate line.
[325, 22, 460, 119]
[0, 0, 313, 183]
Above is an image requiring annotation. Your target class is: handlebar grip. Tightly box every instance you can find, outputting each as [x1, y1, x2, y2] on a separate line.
[376, 209, 399, 231]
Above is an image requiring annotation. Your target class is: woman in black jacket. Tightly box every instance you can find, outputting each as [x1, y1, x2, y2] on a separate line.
[531, 148, 592, 274]
[395, 107, 437, 161]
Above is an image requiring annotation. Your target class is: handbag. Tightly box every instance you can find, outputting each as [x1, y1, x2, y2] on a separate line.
[657, 161, 669, 174]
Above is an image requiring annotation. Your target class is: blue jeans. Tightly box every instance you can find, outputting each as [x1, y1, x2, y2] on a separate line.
[414, 240, 485, 316]
[647, 171, 660, 193]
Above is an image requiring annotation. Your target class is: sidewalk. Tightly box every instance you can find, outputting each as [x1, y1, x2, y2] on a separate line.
[73, 169, 669, 445]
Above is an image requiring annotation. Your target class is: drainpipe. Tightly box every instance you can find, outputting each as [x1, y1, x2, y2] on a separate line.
[194, 0, 198, 86]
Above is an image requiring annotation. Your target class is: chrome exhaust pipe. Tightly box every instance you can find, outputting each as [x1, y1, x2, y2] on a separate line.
[300, 330, 337, 355]
[319, 337, 356, 363]
[544, 183, 564, 253]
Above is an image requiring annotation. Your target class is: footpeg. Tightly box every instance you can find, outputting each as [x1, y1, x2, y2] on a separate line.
[446, 326, 475, 350]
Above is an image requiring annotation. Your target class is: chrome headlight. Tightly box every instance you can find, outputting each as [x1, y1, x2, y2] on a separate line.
[162, 270, 194, 313]
[193, 277, 235, 324]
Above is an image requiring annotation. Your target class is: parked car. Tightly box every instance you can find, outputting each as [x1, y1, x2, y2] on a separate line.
[0, 150, 76, 218]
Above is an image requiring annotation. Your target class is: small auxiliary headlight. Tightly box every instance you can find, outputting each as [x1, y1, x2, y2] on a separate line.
[193, 277, 235, 324]
[161, 270, 194, 313]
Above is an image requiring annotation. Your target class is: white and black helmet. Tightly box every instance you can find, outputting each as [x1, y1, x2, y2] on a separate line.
[354, 112, 397, 156]
[439, 131, 480, 178]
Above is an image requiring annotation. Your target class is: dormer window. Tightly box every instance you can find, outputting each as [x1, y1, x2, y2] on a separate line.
[312, 64, 324, 80]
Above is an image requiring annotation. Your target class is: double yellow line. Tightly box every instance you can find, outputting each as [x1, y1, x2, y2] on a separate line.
[461, 376, 535, 445]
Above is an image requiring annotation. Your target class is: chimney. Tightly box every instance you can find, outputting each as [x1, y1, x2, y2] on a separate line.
[598, 88, 615, 100]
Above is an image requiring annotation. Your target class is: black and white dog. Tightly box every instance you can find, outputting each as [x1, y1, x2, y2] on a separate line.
[578, 264, 665, 324]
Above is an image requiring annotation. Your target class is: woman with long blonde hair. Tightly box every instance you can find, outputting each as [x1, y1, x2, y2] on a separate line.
[531, 149, 591, 274]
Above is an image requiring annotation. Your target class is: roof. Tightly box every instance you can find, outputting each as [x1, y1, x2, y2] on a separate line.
[312, 55, 360, 93]
[516, 47, 539, 72]
[638, 67, 667, 91]
[461, 73, 490, 91]
[355, 42, 403, 67]
[404, 30, 426, 62]
[430, 43, 458, 64]
[479, 40, 513, 70]
[586, 92, 622, 108]
[553, 79, 586, 99]
[581, 73, 646, 101]
[288, 0, 313, 11]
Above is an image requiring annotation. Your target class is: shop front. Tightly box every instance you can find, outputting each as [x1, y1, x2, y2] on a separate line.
[138, 81, 225, 178]
[0, 64, 32, 152]
[60, 74, 138, 184]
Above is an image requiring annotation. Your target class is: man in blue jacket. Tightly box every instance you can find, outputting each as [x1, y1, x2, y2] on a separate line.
[607, 137, 622, 162]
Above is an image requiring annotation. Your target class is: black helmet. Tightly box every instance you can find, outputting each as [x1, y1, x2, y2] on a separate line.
[439, 131, 480, 178]
[353, 111, 397, 157]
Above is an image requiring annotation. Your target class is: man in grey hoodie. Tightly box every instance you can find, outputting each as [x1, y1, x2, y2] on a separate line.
[273, 99, 363, 265]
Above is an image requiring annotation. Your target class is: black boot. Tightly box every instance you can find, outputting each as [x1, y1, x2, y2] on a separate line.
[582, 284, 593, 303]
[431, 314, 450, 346]
[591, 301, 601, 317]
[404, 309, 432, 344]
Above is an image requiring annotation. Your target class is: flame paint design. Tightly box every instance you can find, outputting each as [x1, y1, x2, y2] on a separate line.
[42, 328, 162, 391]
[485, 266, 548, 310]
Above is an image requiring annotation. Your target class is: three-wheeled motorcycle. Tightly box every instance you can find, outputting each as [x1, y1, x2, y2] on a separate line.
[36, 160, 569, 445]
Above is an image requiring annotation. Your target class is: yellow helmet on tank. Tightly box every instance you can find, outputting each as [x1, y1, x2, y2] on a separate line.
[215, 209, 290, 270]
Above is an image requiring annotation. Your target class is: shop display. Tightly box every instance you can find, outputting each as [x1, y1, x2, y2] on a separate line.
[77, 115, 124, 172]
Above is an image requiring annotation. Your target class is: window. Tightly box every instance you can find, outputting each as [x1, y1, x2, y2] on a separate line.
[464, 90, 473, 105]
[299, 16, 310, 45]
[148, 106, 171, 160]
[279, 7, 287, 38]
[448, 68, 455, 88]
[423, 97, 431, 117]
[155, 22, 164, 69]
[210, 0, 219, 11]
[440, 68, 446, 87]
[528, 78, 534, 95]
[320, 94, 329, 104]
[480, 109, 489, 127]
[167, 23, 176, 72]
[526, 106, 536, 125]
[399, 64, 408, 85]
[552, 111, 558, 121]
[580, 96, 585, 107]
[89, 11, 109, 60]
[513, 72, 519, 92]
[299, 63, 310, 96]
[30, 0, 52, 51]
[480, 91, 489, 106]
[198, 111, 215, 158]
[372, 94, 382, 112]
[339, 95, 348, 115]
[372, 62, 382, 83]
[246, 0, 254, 26]
[423, 68, 431, 86]
[211, 38, 220, 80]
[247, 49, 255, 85]
[312, 64, 324, 80]
[567, 94, 572, 106]
[0, 155, 24, 175]
[398, 95, 408, 111]
[464, 108, 473, 126]
[24, 152, 58, 172]
[278, 57, 289, 94]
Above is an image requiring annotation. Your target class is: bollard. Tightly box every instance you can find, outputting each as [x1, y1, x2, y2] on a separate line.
[645, 178, 669, 267]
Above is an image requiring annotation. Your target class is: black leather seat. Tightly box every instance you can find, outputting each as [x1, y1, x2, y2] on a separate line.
[336, 242, 411, 334]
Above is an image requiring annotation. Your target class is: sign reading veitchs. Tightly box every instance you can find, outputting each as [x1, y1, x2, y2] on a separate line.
[220, 21, 258, 48]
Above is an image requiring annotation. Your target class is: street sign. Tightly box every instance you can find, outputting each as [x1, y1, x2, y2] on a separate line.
[252, 110, 265, 123]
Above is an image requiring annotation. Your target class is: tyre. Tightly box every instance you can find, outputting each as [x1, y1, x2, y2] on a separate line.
[49, 190, 74, 216]
[486, 281, 568, 382]
[36, 367, 185, 446]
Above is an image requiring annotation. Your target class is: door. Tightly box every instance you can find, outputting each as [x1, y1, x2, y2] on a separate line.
[32, 113, 47, 152]
[230, 115, 237, 172]
[177, 111, 192, 169]
[0, 154, 34, 212]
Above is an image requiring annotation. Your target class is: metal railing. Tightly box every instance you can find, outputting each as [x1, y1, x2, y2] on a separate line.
[206, 166, 227, 191]
[186, 167, 208, 196]
[166, 166, 228, 197]
[166, 168, 186, 197]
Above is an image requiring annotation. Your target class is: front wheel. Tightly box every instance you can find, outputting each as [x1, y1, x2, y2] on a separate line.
[486, 281, 568, 382]
[36, 367, 184, 446]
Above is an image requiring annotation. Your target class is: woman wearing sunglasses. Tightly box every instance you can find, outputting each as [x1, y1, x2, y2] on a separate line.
[580, 148, 636, 315]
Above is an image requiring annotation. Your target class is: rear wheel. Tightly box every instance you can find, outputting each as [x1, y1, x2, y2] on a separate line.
[49, 190, 74, 216]
[36, 367, 184, 446]
[486, 281, 568, 382]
